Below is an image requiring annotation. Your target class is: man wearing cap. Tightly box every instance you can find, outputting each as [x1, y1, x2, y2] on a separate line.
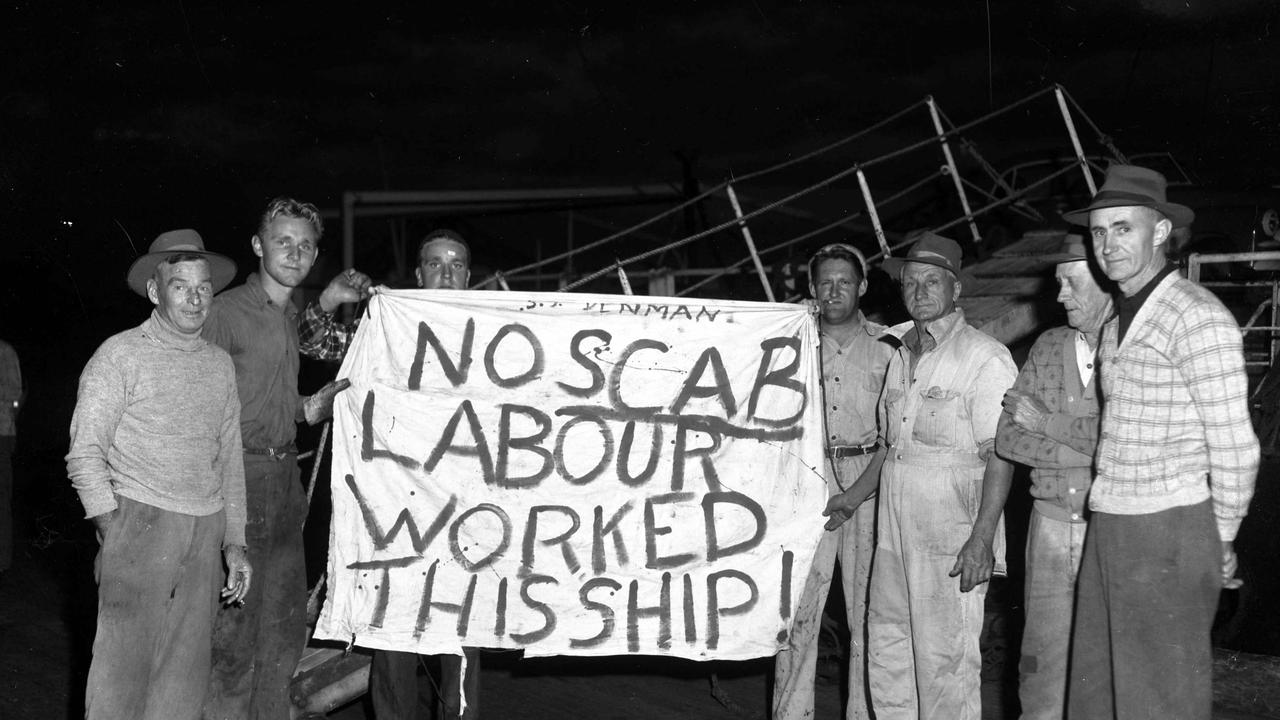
[201, 197, 372, 720]
[773, 243, 891, 720]
[824, 232, 1016, 720]
[1063, 165, 1258, 719]
[297, 228, 482, 719]
[375, 230, 481, 720]
[994, 233, 1111, 720]
[67, 230, 251, 720]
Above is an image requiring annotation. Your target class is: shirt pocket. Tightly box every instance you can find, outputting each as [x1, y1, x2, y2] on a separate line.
[911, 387, 963, 448]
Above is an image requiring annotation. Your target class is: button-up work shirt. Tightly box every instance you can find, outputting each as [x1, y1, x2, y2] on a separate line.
[202, 273, 303, 450]
[822, 312, 892, 449]
[821, 313, 893, 494]
[880, 308, 1016, 460]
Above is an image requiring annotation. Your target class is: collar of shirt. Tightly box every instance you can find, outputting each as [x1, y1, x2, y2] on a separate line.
[820, 310, 880, 351]
[243, 272, 299, 317]
[1074, 330, 1096, 386]
[1116, 263, 1176, 342]
[885, 307, 966, 355]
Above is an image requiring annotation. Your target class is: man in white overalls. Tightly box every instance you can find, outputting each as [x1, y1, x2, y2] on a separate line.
[824, 232, 1016, 720]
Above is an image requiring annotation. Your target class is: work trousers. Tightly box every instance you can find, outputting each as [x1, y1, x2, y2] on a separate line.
[1019, 511, 1087, 720]
[868, 455, 988, 720]
[773, 456, 876, 720]
[0, 434, 12, 571]
[204, 457, 308, 720]
[86, 496, 225, 720]
[371, 647, 480, 719]
[1068, 501, 1221, 720]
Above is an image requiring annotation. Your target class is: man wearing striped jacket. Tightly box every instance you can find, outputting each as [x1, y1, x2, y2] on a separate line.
[1063, 165, 1258, 720]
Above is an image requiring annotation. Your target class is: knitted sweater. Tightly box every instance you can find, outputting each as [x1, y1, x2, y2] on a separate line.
[67, 311, 247, 546]
[1093, 272, 1258, 541]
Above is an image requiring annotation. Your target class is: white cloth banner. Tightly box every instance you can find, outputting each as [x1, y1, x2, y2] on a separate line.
[315, 290, 827, 660]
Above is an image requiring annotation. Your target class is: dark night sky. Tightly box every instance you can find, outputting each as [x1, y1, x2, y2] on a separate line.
[3, 0, 1279, 349]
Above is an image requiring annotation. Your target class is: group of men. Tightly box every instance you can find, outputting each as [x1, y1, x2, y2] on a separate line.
[66, 162, 1257, 720]
[782, 164, 1257, 720]
[66, 195, 478, 719]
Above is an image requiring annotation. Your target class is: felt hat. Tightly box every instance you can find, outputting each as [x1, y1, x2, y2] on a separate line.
[126, 229, 237, 297]
[881, 231, 963, 278]
[1062, 164, 1194, 229]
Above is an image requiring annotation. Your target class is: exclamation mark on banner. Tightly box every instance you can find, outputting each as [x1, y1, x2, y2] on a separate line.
[778, 550, 794, 642]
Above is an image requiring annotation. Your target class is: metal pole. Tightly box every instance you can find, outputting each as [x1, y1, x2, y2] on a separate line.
[1271, 279, 1280, 366]
[725, 184, 776, 302]
[856, 169, 892, 258]
[1054, 85, 1098, 196]
[616, 264, 634, 295]
[926, 97, 981, 244]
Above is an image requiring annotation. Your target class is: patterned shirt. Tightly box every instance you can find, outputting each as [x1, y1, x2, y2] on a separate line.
[995, 326, 1100, 523]
[1092, 272, 1258, 541]
[298, 303, 356, 362]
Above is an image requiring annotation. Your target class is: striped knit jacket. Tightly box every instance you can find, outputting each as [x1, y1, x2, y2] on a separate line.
[1092, 272, 1258, 541]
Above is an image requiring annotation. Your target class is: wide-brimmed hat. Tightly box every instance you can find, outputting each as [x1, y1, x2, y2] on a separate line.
[1041, 233, 1089, 264]
[881, 231, 963, 278]
[1062, 165, 1194, 229]
[126, 229, 237, 297]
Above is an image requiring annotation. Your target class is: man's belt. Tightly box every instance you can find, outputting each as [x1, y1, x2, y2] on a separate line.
[826, 443, 878, 459]
[243, 444, 298, 461]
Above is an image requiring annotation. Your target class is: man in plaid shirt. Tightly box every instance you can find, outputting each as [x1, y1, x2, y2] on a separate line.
[995, 233, 1111, 720]
[1063, 165, 1258, 720]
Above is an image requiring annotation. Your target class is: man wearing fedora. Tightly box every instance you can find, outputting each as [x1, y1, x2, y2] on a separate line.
[824, 232, 1016, 720]
[201, 197, 371, 720]
[67, 230, 251, 720]
[1063, 165, 1257, 719]
[994, 233, 1111, 720]
[773, 242, 891, 720]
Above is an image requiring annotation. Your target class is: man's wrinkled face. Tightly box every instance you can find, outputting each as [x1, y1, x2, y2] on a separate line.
[1055, 260, 1111, 334]
[1089, 205, 1169, 291]
[416, 238, 470, 289]
[253, 216, 319, 290]
[900, 261, 959, 323]
[810, 257, 865, 326]
[147, 259, 212, 335]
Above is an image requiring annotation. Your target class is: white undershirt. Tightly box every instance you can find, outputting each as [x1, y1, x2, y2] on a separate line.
[1074, 331, 1096, 387]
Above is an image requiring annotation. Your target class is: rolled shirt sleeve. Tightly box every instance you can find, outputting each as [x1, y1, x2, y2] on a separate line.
[970, 354, 1017, 458]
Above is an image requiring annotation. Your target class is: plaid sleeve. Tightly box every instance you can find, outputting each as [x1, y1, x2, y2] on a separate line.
[997, 332, 1093, 469]
[1175, 301, 1259, 540]
[298, 302, 356, 362]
